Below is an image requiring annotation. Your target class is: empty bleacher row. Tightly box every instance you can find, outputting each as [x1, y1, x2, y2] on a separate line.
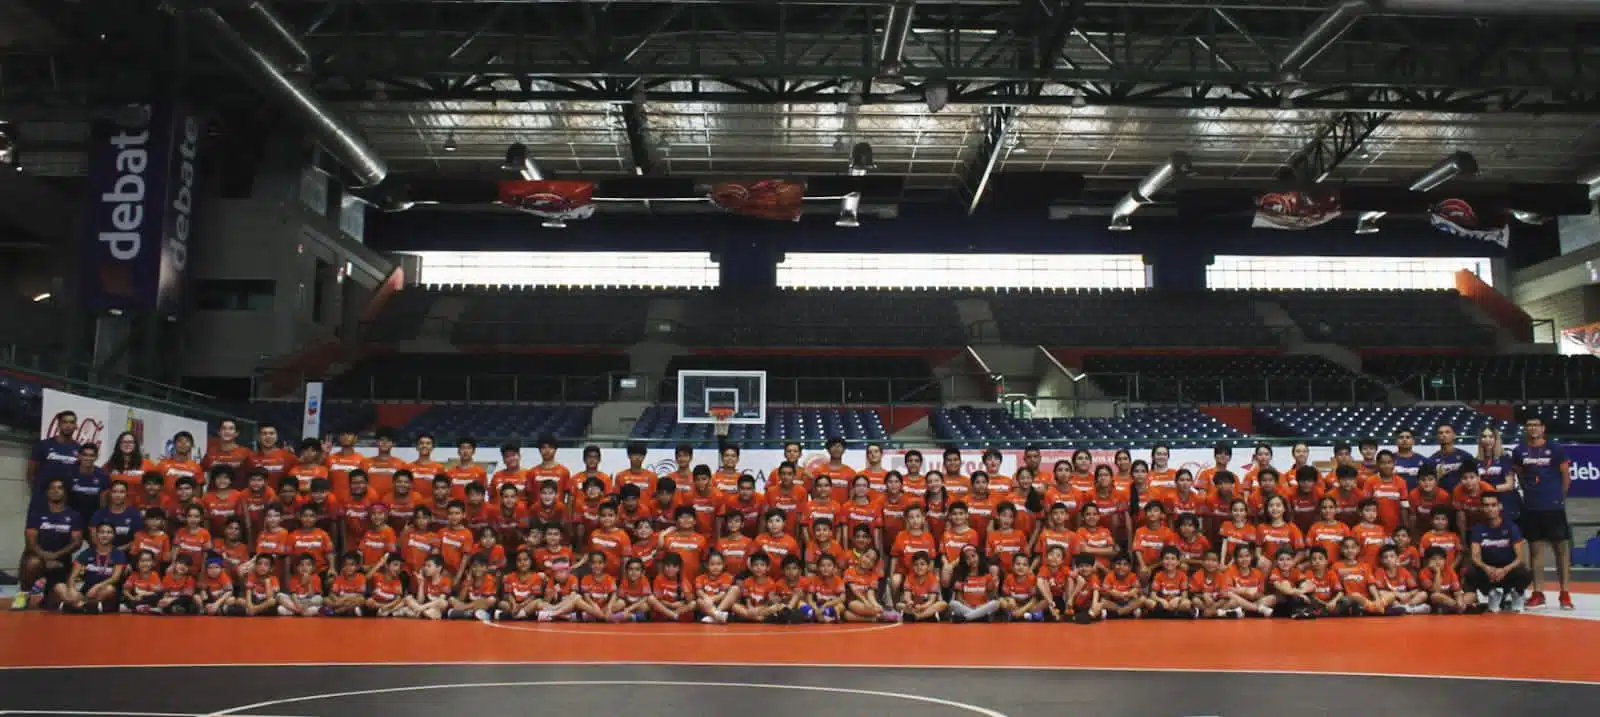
[1082, 354, 1387, 403]
[933, 407, 1245, 449]
[1365, 354, 1600, 402]
[661, 355, 942, 405]
[631, 406, 890, 448]
[328, 353, 628, 403]
[359, 286, 1511, 349]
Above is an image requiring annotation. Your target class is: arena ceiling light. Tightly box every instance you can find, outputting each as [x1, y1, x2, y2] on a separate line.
[836, 192, 862, 228]
[502, 142, 545, 181]
[1354, 211, 1385, 234]
[0, 121, 16, 168]
[1107, 152, 1194, 232]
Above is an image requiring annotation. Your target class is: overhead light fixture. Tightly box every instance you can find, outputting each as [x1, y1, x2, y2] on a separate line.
[1008, 137, 1028, 154]
[836, 192, 862, 228]
[1511, 209, 1551, 225]
[502, 142, 544, 181]
[1354, 210, 1385, 234]
[31, 292, 50, 303]
[1279, 92, 1295, 110]
[924, 81, 949, 113]
[1070, 90, 1087, 108]
[1409, 151, 1477, 192]
[442, 132, 458, 153]
[542, 218, 567, 229]
[1107, 151, 1194, 232]
[848, 142, 875, 176]
[0, 122, 16, 167]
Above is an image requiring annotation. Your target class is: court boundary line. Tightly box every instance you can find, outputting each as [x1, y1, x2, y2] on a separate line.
[209, 680, 1010, 717]
[0, 661, 1595, 687]
[478, 620, 902, 637]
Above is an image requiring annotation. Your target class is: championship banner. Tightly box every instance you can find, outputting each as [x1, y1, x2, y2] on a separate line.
[1429, 198, 1509, 247]
[1251, 190, 1341, 230]
[497, 179, 597, 221]
[1561, 323, 1600, 356]
[708, 179, 806, 221]
[80, 102, 201, 314]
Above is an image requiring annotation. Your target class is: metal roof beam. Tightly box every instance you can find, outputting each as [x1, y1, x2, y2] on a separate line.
[1280, 110, 1392, 184]
[964, 106, 1014, 215]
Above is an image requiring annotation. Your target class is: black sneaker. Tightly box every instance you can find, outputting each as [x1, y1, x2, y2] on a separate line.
[951, 614, 967, 624]
[902, 613, 918, 623]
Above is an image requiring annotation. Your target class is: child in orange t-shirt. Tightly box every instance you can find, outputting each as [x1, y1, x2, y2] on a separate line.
[842, 546, 889, 623]
[1352, 499, 1391, 567]
[1220, 544, 1269, 618]
[451, 555, 501, 621]
[1301, 546, 1344, 616]
[1372, 544, 1428, 615]
[615, 556, 655, 622]
[121, 550, 164, 613]
[328, 552, 369, 617]
[156, 554, 198, 615]
[1066, 554, 1101, 622]
[1147, 547, 1193, 618]
[1334, 537, 1381, 616]
[732, 552, 785, 623]
[198, 556, 239, 616]
[498, 550, 548, 621]
[693, 551, 739, 624]
[809, 553, 849, 623]
[649, 552, 694, 622]
[575, 552, 620, 622]
[1097, 554, 1143, 619]
[1188, 550, 1230, 618]
[405, 554, 454, 620]
[896, 551, 947, 622]
[1419, 546, 1478, 615]
[999, 552, 1047, 622]
[368, 555, 409, 617]
[243, 555, 282, 616]
[280, 553, 325, 617]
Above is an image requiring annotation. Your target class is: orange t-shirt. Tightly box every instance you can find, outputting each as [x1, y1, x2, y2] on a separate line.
[660, 530, 708, 579]
[289, 463, 329, 492]
[325, 452, 370, 502]
[331, 572, 367, 598]
[363, 455, 409, 498]
[754, 532, 802, 565]
[1419, 530, 1462, 567]
[954, 574, 994, 607]
[1255, 522, 1305, 561]
[159, 573, 195, 597]
[694, 571, 735, 600]
[1002, 570, 1040, 601]
[359, 525, 399, 567]
[438, 526, 475, 573]
[155, 458, 203, 495]
[1149, 569, 1188, 598]
[250, 447, 297, 483]
[1352, 523, 1389, 566]
[445, 464, 488, 501]
[1131, 525, 1177, 567]
[1364, 475, 1410, 532]
[939, 527, 982, 563]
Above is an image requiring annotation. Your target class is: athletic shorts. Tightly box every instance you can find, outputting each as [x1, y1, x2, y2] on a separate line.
[1518, 510, 1571, 543]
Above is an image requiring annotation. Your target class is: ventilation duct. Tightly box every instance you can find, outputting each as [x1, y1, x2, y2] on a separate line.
[190, 8, 388, 187]
[877, 1, 916, 76]
[1279, 0, 1600, 82]
[1107, 152, 1193, 231]
[1409, 151, 1477, 192]
[234, 1, 312, 71]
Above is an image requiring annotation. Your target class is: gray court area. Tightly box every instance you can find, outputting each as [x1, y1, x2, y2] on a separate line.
[1, 664, 1594, 717]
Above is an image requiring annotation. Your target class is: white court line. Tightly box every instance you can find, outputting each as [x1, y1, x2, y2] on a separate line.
[0, 710, 308, 717]
[209, 680, 1010, 717]
[0, 660, 1597, 688]
[479, 619, 902, 637]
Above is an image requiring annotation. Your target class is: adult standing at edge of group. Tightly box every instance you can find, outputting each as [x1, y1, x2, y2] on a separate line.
[1512, 416, 1574, 610]
[1467, 493, 1531, 613]
[29, 411, 82, 507]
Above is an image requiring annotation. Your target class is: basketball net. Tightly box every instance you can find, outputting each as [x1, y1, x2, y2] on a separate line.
[710, 407, 735, 439]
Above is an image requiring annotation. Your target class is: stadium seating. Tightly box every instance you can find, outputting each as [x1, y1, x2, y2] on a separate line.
[449, 287, 654, 346]
[679, 289, 967, 346]
[399, 404, 592, 444]
[630, 405, 889, 449]
[224, 401, 378, 442]
[1366, 354, 1600, 402]
[362, 289, 439, 343]
[329, 353, 628, 402]
[986, 289, 1276, 347]
[1082, 354, 1386, 403]
[1254, 405, 1518, 440]
[0, 373, 43, 431]
[663, 355, 941, 404]
[1519, 404, 1600, 435]
[1264, 290, 1495, 348]
[931, 406, 1244, 448]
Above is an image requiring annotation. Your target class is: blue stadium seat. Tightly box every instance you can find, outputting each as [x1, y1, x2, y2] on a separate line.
[225, 401, 379, 443]
[630, 406, 889, 449]
[931, 406, 1243, 448]
[1254, 405, 1517, 440]
[400, 405, 592, 443]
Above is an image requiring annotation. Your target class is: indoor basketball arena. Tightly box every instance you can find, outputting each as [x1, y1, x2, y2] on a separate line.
[4, 1, 1600, 716]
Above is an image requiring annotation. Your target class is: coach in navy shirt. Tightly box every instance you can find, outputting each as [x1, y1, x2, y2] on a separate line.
[1430, 423, 1474, 492]
[1511, 416, 1574, 610]
[1391, 429, 1432, 489]
[29, 411, 82, 509]
[1467, 493, 1531, 612]
[23, 477, 85, 590]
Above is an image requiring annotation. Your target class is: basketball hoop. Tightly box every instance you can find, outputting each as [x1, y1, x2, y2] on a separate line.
[710, 407, 735, 439]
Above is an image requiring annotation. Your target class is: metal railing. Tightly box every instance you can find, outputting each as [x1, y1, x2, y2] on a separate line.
[0, 352, 253, 435]
[1393, 370, 1594, 403]
[1083, 372, 1389, 404]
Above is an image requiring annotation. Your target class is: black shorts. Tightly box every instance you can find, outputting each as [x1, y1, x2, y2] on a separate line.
[1518, 510, 1572, 544]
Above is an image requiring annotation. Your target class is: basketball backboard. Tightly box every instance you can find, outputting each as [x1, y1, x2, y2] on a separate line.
[676, 370, 767, 424]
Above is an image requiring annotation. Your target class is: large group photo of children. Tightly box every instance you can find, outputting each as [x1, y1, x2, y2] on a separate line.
[19, 412, 1579, 624]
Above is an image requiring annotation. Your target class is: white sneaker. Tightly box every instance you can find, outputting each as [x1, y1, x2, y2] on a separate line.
[1509, 592, 1526, 613]
[474, 609, 491, 622]
[1486, 589, 1505, 613]
[1258, 605, 1274, 617]
[700, 616, 716, 624]
[714, 610, 729, 624]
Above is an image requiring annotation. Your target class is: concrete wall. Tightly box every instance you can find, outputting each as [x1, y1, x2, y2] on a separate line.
[1, 439, 30, 572]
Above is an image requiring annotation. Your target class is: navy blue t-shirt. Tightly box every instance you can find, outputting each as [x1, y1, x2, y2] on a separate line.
[1511, 441, 1569, 511]
[29, 437, 81, 507]
[1478, 453, 1522, 521]
[73, 547, 128, 589]
[1392, 453, 1432, 490]
[1469, 520, 1524, 568]
[1430, 447, 1474, 492]
[90, 505, 142, 548]
[26, 505, 84, 553]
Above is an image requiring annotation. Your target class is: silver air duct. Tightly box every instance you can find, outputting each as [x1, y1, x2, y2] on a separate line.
[1409, 151, 1477, 192]
[877, 1, 916, 76]
[1280, 0, 1600, 83]
[236, 1, 313, 71]
[503, 143, 546, 181]
[836, 193, 862, 228]
[190, 8, 388, 187]
[1108, 152, 1194, 231]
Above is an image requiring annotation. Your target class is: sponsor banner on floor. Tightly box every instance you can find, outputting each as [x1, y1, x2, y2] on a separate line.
[39, 388, 209, 460]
